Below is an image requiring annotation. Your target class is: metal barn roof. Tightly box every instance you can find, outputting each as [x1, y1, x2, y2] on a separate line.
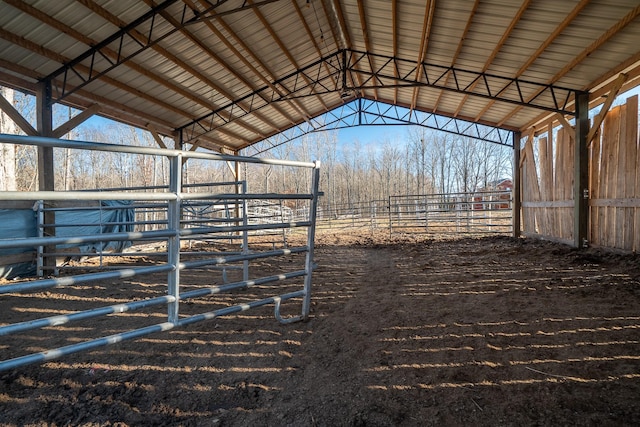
[1, 0, 639, 153]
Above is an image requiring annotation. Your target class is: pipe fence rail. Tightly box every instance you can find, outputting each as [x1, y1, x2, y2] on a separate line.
[316, 199, 387, 230]
[389, 190, 512, 236]
[314, 190, 512, 236]
[0, 133, 320, 372]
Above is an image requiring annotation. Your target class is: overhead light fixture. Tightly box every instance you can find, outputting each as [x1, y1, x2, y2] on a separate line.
[340, 88, 354, 99]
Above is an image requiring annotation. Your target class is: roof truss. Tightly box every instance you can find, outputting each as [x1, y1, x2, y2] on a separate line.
[243, 98, 514, 156]
[180, 48, 578, 144]
[45, 0, 282, 103]
[346, 50, 577, 115]
[2, 0, 638, 154]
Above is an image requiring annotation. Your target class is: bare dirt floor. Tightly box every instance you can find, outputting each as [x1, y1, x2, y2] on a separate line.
[1, 230, 640, 426]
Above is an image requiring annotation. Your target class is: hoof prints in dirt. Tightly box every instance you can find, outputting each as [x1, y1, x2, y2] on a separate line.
[1, 234, 640, 426]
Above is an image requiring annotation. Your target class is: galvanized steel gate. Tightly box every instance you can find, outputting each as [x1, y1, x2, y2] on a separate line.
[0, 134, 320, 372]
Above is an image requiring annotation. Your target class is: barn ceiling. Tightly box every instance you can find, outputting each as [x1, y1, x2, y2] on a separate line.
[1, 0, 639, 153]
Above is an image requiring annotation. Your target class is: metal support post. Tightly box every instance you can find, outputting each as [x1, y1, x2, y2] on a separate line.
[36, 201, 44, 277]
[574, 91, 590, 248]
[301, 161, 321, 320]
[512, 131, 522, 238]
[167, 154, 182, 323]
[36, 80, 57, 274]
[388, 195, 393, 237]
[241, 180, 249, 282]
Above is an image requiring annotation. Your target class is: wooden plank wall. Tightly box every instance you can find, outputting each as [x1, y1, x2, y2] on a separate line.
[521, 137, 539, 234]
[521, 95, 639, 250]
[590, 95, 639, 251]
[521, 123, 574, 243]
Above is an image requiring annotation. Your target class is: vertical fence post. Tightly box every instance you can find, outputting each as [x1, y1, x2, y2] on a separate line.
[388, 195, 392, 237]
[241, 180, 249, 282]
[36, 201, 44, 277]
[167, 154, 182, 324]
[512, 131, 522, 238]
[37, 81, 57, 275]
[301, 161, 320, 320]
[574, 91, 589, 248]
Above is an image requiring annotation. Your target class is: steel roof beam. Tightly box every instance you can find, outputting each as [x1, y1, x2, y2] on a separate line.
[452, 0, 532, 118]
[179, 48, 578, 143]
[346, 49, 577, 115]
[473, 0, 590, 123]
[497, 3, 640, 128]
[243, 98, 513, 156]
[7, 0, 257, 135]
[44, 0, 280, 103]
[179, 49, 345, 143]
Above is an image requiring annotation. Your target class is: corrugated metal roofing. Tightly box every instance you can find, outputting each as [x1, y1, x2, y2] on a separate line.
[0, 0, 639, 152]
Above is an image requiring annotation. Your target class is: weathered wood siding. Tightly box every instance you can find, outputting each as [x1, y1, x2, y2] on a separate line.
[521, 95, 639, 250]
[590, 95, 639, 251]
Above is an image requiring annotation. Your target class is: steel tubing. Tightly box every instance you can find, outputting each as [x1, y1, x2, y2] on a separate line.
[179, 247, 307, 269]
[0, 291, 305, 372]
[0, 133, 317, 168]
[0, 229, 176, 250]
[0, 264, 175, 295]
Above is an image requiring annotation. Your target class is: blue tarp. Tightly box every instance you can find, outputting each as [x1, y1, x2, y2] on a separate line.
[0, 201, 135, 279]
[0, 208, 38, 279]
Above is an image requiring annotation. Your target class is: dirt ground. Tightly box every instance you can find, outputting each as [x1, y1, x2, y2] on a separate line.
[1, 230, 640, 426]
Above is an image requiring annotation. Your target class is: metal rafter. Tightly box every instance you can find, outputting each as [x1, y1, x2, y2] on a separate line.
[191, 0, 302, 125]
[180, 49, 345, 143]
[243, 98, 513, 156]
[5, 0, 234, 128]
[69, 0, 269, 139]
[248, 0, 328, 114]
[47, 0, 182, 98]
[0, 57, 225, 149]
[138, 0, 279, 135]
[184, 0, 286, 23]
[356, 0, 379, 100]
[347, 50, 577, 114]
[409, 0, 436, 113]
[452, 0, 532, 118]
[473, 0, 590, 123]
[498, 3, 640, 127]
[432, 0, 480, 114]
[45, 0, 277, 106]
[0, 26, 187, 120]
[180, 48, 577, 144]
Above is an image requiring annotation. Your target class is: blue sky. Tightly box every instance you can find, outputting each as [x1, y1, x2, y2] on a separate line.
[337, 125, 407, 147]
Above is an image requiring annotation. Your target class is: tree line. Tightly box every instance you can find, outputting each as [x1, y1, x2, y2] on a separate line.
[241, 127, 513, 213]
[1, 87, 513, 210]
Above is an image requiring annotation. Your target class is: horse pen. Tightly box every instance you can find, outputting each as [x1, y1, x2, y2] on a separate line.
[2, 1, 640, 425]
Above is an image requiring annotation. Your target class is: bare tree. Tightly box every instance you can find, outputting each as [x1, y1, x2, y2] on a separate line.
[426, 132, 456, 196]
[452, 136, 482, 193]
[0, 87, 17, 191]
[407, 127, 431, 195]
